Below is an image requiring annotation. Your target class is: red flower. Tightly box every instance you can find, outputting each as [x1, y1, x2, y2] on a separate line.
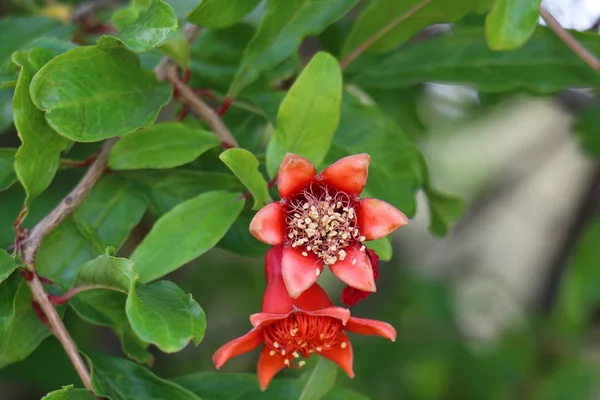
[249, 153, 408, 298]
[213, 245, 396, 391]
[341, 248, 379, 307]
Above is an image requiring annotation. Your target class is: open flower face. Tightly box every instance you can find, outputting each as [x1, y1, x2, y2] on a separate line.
[213, 246, 396, 391]
[250, 153, 408, 298]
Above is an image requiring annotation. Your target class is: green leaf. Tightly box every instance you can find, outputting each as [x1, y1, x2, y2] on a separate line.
[323, 387, 370, 400]
[42, 385, 95, 400]
[158, 29, 190, 69]
[576, 100, 600, 157]
[485, 0, 541, 50]
[70, 290, 153, 365]
[36, 175, 147, 287]
[12, 48, 68, 211]
[126, 280, 206, 352]
[266, 52, 342, 176]
[114, 0, 178, 52]
[351, 27, 600, 93]
[218, 207, 271, 257]
[342, 0, 491, 56]
[0, 275, 59, 368]
[109, 123, 220, 170]
[30, 37, 172, 142]
[188, 0, 261, 28]
[89, 355, 200, 400]
[298, 358, 338, 400]
[173, 372, 259, 400]
[331, 91, 424, 217]
[228, 0, 357, 97]
[365, 237, 392, 262]
[0, 148, 17, 191]
[74, 248, 138, 293]
[424, 186, 464, 237]
[220, 148, 270, 210]
[0, 249, 16, 284]
[363, 86, 425, 139]
[0, 89, 13, 133]
[0, 273, 21, 339]
[132, 191, 244, 283]
[120, 169, 243, 215]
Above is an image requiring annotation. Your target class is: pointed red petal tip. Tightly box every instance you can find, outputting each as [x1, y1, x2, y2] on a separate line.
[257, 347, 286, 391]
[321, 332, 354, 378]
[281, 246, 323, 299]
[319, 153, 370, 196]
[250, 312, 289, 329]
[357, 198, 408, 241]
[277, 153, 316, 199]
[249, 202, 285, 245]
[329, 245, 376, 293]
[212, 329, 264, 369]
[346, 317, 397, 342]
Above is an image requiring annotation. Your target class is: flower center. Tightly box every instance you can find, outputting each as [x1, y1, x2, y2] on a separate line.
[284, 183, 365, 265]
[263, 313, 346, 368]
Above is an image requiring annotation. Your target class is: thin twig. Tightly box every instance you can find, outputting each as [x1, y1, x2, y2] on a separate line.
[164, 67, 239, 148]
[339, 0, 433, 69]
[18, 138, 116, 391]
[48, 285, 110, 305]
[540, 7, 600, 72]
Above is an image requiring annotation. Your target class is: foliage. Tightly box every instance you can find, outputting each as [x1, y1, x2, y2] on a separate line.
[0, 0, 599, 399]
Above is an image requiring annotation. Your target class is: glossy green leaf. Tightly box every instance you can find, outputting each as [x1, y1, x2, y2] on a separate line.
[342, 0, 491, 56]
[70, 291, 153, 365]
[266, 52, 342, 176]
[331, 92, 424, 217]
[114, 0, 178, 52]
[90, 355, 200, 400]
[352, 27, 600, 93]
[109, 123, 220, 170]
[228, 0, 357, 97]
[220, 148, 270, 210]
[12, 48, 68, 211]
[365, 237, 392, 262]
[165, 0, 198, 18]
[364, 86, 425, 139]
[126, 280, 206, 352]
[485, 0, 541, 50]
[425, 186, 464, 237]
[132, 191, 244, 282]
[298, 358, 338, 400]
[30, 37, 172, 142]
[0, 249, 16, 284]
[36, 175, 147, 287]
[189, 0, 261, 28]
[42, 385, 95, 400]
[74, 248, 138, 293]
[0, 275, 58, 368]
[120, 169, 243, 215]
[0, 148, 17, 191]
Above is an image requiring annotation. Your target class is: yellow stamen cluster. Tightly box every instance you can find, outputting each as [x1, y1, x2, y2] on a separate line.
[285, 184, 365, 265]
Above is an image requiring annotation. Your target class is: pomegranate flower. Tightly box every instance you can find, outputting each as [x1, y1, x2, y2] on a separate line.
[213, 245, 396, 391]
[250, 153, 408, 298]
[341, 248, 379, 307]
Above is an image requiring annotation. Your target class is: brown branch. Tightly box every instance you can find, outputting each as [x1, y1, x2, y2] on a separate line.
[48, 285, 111, 305]
[339, 0, 433, 70]
[18, 138, 116, 391]
[540, 7, 600, 72]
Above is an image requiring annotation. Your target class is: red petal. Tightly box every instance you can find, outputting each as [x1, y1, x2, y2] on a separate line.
[250, 312, 289, 329]
[320, 332, 354, 378]
[357, 198, 408, 240]
[304, 306, 351, 325]
[213, 329, 264, 369]
[345, 317, 397, 342]
[282, 246, 323, 299]
[319, 154, 370, 196]
[257, 346, 286, 391]
[262, 245, 294, 314]
[249, 202, 285, 245]
[277, 153, 316, 199]
[329, 244, 376, 293]
[293, 282, 334, 310]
